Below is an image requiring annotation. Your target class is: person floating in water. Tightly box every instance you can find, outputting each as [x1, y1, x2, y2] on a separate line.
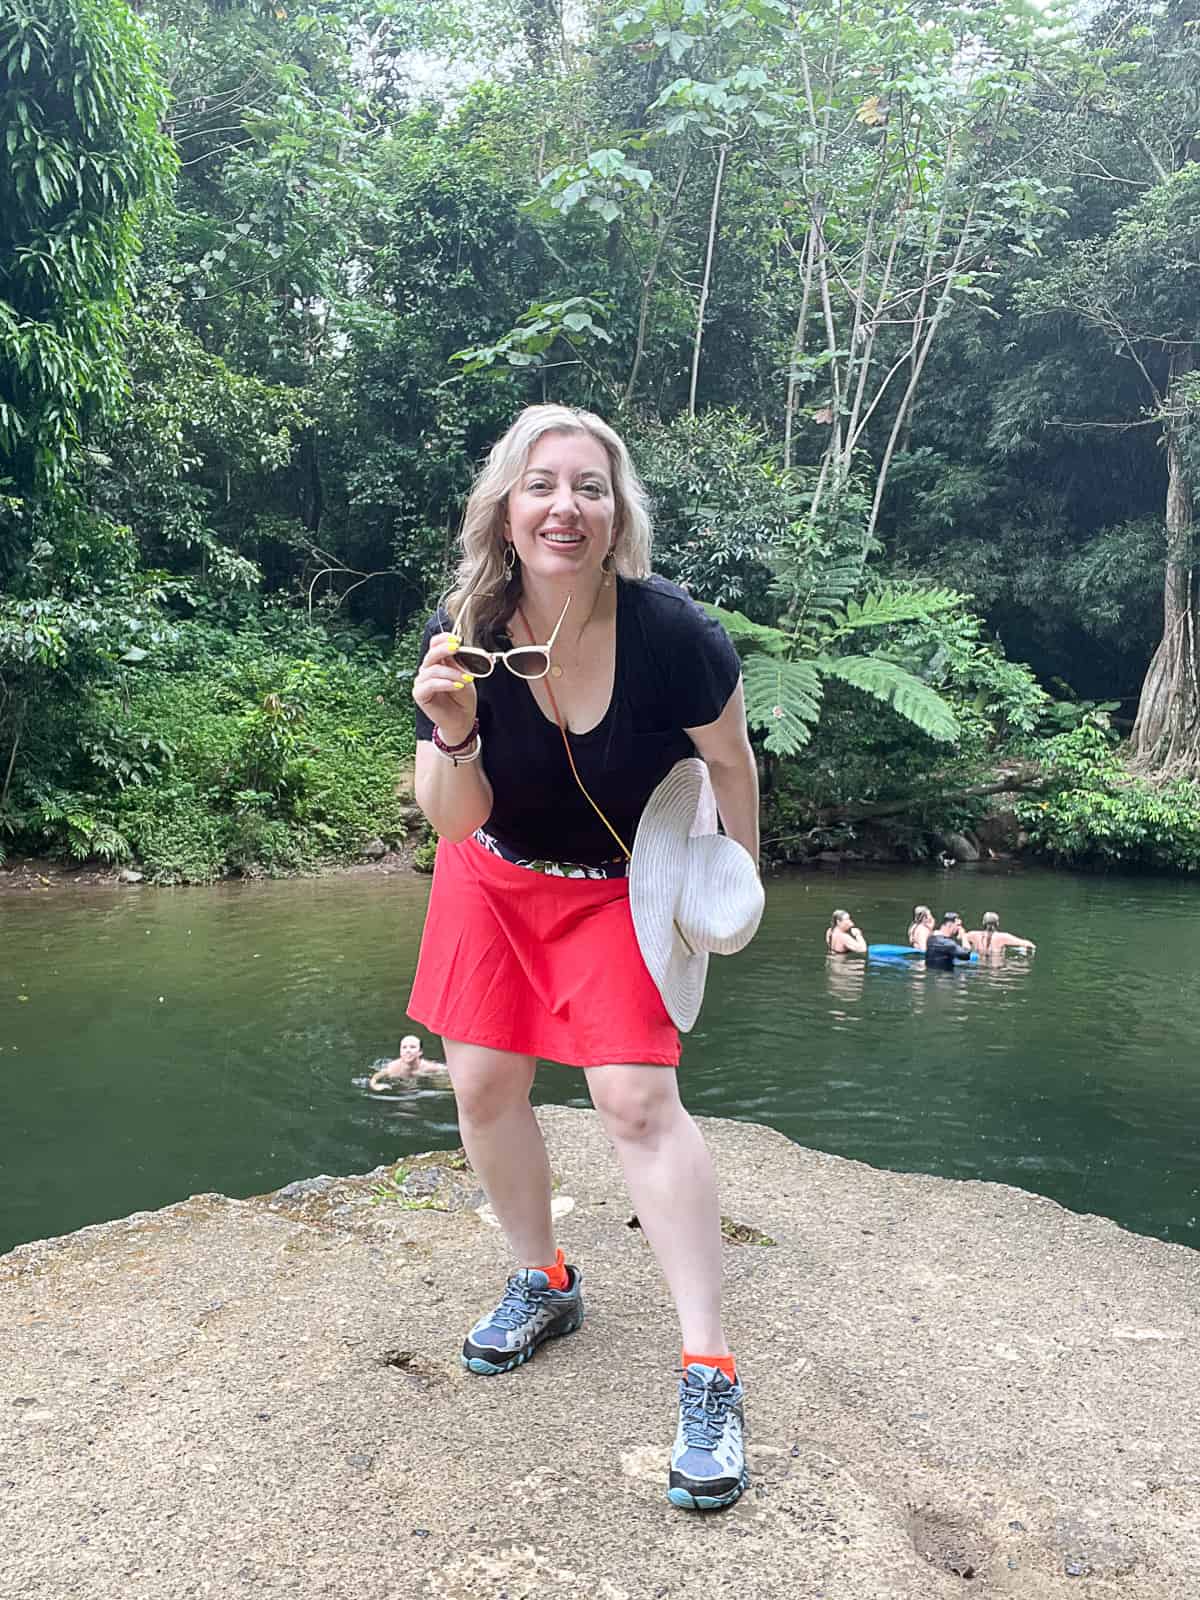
[826, 908, 867, 955]
[369, 1034, 446, 1090]
[923, 912, 974, 968]
[966, 912, 1036, 957]
[907, 905, 934, 951]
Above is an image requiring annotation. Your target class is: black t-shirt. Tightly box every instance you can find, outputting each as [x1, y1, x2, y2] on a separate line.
[414, 575, 742, 864]
[924, 932, 972, 968]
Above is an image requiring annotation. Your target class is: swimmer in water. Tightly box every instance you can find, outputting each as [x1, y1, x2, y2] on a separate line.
[826, 909, 867, 955]
[923, 912, 974, 969]
[907, 905, 934, 951]
[966, 912, 1036, 957]
[369, 1035, 446, 1090]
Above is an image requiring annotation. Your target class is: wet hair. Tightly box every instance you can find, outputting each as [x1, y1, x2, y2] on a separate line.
[399, 1034, 421, 1052]
[982, 912, 1000, 929]
[442, 404, 652, 646]
[830, 909, 852, 928]
[911, 904, 933, 926]
[938, 911, 961, 926]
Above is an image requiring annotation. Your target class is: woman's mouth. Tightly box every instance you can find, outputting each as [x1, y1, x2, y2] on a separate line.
[541, 529, 584, 547]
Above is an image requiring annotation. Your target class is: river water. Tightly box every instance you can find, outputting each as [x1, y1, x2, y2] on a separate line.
[2, 864, 1198, 1257]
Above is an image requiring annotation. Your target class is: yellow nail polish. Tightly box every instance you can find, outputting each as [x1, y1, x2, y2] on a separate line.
[452, 679, 465, 689]
[447, 637, 460, 651]
[462, 672, 475, 682]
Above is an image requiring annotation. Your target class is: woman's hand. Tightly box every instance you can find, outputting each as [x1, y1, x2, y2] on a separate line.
[412, 630, 478, 746]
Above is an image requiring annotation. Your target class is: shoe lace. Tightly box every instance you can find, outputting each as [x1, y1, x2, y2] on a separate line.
[679, 1369, 736, 1451]
[489, 1273, 545, 1331]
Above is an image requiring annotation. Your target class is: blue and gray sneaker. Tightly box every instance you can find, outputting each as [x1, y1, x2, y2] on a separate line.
[460, 1265, 584, 1376]
[668, 1363, 748, 1511]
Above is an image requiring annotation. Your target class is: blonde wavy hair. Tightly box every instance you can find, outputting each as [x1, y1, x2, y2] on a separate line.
[443, 404, 653, 645]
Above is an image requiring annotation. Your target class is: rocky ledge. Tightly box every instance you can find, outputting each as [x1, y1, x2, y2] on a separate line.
[3, 1107, 1197, 1599]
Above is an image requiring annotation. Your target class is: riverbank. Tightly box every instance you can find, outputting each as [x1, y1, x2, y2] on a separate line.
[0, 845, 423, 894]
[4, 1107, 1197, 1598]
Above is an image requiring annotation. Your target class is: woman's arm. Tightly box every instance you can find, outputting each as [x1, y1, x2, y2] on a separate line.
[414, 740, 494, 844]
[844, 927, 868, 954]
[685, 679, 760, 864]
[412, 627, 495, 843]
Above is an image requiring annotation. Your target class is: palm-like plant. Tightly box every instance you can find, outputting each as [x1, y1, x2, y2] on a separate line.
[705, 563, 963, 757]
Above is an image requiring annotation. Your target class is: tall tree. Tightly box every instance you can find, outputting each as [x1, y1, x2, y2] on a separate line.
[0, 0, 173, 496]
[1021, 0, 1200, 774]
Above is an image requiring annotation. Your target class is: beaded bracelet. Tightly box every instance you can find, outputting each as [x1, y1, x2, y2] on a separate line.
[431, 718, 479, 755]
[437, 733, 482, 767]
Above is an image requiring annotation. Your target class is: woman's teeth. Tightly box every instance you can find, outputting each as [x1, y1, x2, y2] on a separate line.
[544, 532, 582, 544]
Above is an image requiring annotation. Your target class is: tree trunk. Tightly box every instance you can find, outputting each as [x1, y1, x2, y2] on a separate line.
[1, 695, 26, 807]
[1132, 353, 1199, 775]
[624, 154, 691, 409]
[688, 144, 727, 419]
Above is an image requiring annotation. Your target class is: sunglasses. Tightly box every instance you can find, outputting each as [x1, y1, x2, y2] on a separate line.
[451, 595, 571, 680]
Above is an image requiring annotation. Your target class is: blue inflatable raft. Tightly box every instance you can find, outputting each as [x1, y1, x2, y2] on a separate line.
[867, 943, 979, 963]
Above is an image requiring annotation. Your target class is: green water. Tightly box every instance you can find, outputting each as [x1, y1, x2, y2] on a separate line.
[2, 866, 1198, 1257]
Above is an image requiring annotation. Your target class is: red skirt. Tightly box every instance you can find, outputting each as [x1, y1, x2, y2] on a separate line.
[407, 836, 680, 1068]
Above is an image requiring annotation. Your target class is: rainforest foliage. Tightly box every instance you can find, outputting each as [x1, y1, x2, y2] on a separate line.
[3, 0, 1200, 879]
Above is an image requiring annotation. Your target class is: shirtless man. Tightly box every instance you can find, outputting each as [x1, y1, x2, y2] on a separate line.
[966, 912, 1036, 957]
[369, 1034, 445, 1090]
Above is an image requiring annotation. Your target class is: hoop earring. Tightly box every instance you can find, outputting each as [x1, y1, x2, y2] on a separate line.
[601, 549, 616, 587]
[503, 543, 517, 577]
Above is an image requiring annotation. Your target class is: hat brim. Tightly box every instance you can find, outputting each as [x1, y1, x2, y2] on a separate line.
[629, 764, 703, 1031]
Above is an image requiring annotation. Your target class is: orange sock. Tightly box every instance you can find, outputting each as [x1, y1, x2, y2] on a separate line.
[534, 1248, 569, 1290]
[682, 1349, 737, 1384]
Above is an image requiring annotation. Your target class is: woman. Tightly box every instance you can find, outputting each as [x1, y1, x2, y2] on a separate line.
[966, 911, 1036, 957]
[368, 1034, 445, 1090]
[907, 904, 934, 951]
[825, 909, 867, 955]
[407, 404, 759, 1513]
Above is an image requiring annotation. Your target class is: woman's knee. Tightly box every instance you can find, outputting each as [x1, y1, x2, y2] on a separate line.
[587, 1065, 680, 1145]
[444, 1041, 534, 1125]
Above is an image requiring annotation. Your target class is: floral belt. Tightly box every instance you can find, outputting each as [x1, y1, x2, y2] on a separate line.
[472, 827, 628, 880]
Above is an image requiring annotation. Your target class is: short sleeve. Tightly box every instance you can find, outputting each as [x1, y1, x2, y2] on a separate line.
[412, 610, 449, 742]
[652, 581, 741, 729]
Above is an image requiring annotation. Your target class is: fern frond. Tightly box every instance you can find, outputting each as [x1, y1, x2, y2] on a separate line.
[743, 653, 825, 756]
[781, 559, 866, 643]
[699, 603, 788, 657]
[819, 654, 960, 743]
[835, 585, 965, 637]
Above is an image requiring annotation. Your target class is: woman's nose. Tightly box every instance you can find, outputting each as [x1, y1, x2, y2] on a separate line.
[549, 478, 580, 516]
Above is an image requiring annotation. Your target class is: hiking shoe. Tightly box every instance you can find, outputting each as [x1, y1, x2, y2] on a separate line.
[460, 1265, 584, 1376]
[668, 1363, 748, 1511]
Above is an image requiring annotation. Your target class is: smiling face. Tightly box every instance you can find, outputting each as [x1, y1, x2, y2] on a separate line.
[505, 431, 616, 588]
[398, 1036, 421, 1065]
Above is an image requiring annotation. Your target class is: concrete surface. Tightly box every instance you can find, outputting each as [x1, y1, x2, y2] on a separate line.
[3, 1107, 1198, 1599]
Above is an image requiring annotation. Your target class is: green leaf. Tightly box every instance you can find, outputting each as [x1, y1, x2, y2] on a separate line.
[836, 586, 965, 636]
[699, 602, 788, 656]
[819, 655, 959, 742]
[742, 654, 824, 755]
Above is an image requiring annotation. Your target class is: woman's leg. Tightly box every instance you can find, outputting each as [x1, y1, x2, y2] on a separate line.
[443, 1038, 556, 1265]
[583, 1062, 727, 1354]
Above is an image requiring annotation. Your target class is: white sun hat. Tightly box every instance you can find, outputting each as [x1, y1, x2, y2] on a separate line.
[628, 758, 765, 1032]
